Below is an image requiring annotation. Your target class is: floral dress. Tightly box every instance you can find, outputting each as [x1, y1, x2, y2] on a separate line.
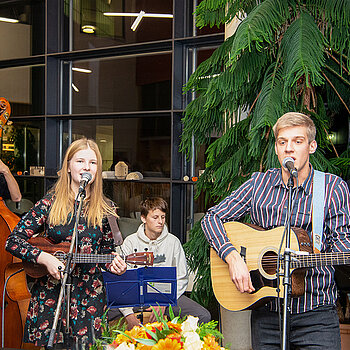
[5, 193, 116, 348]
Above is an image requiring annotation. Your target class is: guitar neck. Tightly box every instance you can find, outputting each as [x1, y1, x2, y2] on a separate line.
[291, 252, 350, 269]
[56, 252, 115, 264]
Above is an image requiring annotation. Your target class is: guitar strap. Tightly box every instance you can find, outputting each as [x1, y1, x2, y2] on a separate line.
[107, 215, 123, 246]
[312, 170, 326, 253]
[107, 201, 123, 246]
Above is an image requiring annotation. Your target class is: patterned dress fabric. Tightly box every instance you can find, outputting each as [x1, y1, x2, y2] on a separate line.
[5, 193, 116, 348]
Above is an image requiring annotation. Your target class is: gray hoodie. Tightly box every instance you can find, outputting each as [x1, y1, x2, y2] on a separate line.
[119, 223, 189, 317]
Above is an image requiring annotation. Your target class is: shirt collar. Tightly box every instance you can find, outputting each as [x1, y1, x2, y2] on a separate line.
[272, 165, 314, 195]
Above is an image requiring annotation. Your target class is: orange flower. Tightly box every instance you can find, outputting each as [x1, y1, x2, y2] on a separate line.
[144, 322, 163, 339]
[203, 335, 220, 350]
[126, 325, 146, 339]
[166, 333, 183, 347]
[112, 333, 132, 346]
[152, 338, 183, 350]
[167, 322, 182, 333]
[136, 343, 153, 350]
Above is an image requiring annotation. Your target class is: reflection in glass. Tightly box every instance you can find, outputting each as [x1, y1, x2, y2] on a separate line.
[61, 116, 171, 177]
[0, 119, 45, 173]
[66, 0, 173, 51]
[0, 65, 45, 116]
[0, 0, 45, 59]
[103, 181, 170, 219]
[68, 53, 171, 113]
[14, 176, 45, 207]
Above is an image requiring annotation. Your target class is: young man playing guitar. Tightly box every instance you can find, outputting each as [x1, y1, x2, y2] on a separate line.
[202, 112, 350, 349]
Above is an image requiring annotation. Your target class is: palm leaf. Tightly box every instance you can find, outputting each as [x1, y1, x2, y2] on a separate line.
[280, 11, 325, 95]
[228, 0, 290, 61]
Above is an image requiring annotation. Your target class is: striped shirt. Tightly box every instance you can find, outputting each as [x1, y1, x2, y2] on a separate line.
[201, 166, 350, 313]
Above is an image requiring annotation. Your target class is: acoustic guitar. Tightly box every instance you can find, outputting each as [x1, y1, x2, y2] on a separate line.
[12, 236, 155, 278]
[210, 221, 350, 312]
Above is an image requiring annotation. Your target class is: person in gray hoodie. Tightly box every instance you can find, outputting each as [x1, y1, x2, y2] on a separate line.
[112, 197, 211, 330]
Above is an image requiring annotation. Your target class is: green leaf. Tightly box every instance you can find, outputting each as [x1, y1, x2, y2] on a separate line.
[228, 0, 290, 60]
[141, 326, 158, 341]
[134, 338, 157, 346]
[280, 11, 325, 90]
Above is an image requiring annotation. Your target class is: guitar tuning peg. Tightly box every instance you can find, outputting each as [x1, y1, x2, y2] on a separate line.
[134, 248, 138, 252]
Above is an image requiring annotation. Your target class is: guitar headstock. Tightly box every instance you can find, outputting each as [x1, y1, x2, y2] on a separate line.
[125, 251, 154, 266]
[0, 98, 11, 137]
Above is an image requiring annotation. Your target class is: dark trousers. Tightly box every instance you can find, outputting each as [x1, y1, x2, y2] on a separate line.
[251, 304, 341, 350]
[108, 294, 211, 325]
[166, 294, 211, 324]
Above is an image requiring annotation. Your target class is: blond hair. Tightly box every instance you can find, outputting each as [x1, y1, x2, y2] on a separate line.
[273, 112, 316, 143]
[48, 138, 116, 227]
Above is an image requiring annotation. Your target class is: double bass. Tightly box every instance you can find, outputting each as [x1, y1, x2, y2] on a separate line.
[0, 98, 38, 349]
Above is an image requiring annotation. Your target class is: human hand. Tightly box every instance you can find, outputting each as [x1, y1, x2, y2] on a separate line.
[146, 305, 166, 323]
[125, 313, 141, 330]
[225, 250, 255, 293]
[110, 252, 127, 275]
[37, 251, 65, 280]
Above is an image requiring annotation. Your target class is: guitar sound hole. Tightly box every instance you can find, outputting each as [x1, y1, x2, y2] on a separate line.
[249, 251, 279, 294]
[261, 251, 278, 275]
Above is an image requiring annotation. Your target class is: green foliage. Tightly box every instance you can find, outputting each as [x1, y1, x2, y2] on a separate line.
[228, 0, 290, 60]
[184, 221, 213, 306]
[198, 320, 224, 339]
[90, 311, 126, 350]
[182, 0, 350, 305]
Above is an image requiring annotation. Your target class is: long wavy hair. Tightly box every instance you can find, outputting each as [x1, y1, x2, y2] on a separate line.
[48, 138, 117, 227]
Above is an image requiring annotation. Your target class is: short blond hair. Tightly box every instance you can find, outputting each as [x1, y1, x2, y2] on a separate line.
[273, 112, 316, 143]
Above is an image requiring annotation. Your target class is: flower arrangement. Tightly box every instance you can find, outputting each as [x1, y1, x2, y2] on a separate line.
[91, 308, 228, 350]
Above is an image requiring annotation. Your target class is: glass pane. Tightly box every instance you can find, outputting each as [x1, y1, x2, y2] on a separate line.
[67, 0, 173, 51]
[61, 116, 171, 178]
[0, 119, 45, 174]
[0, 0, 45, 60]
[104, 181, 170, 216]
[14, 176, 45, 208]
[68, 53, 171, 113]
[0, 65, 45, 116]
[185, 0, 224, 37]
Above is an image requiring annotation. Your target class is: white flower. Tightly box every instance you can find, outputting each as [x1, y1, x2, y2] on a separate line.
[116, 343, 135, 350]
[183, 331, 203, 350]
[181, 315, 199, 333]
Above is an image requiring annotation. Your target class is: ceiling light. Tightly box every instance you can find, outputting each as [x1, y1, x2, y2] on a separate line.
[104, 11, 173, 31]
[82, 25, 95, 34]
[72, 83, 79, 92]
[103, 12, 173, 19]
[131, 11, 145, 31]
[0, 17, 19, 23]
[72, 67, 92, 74]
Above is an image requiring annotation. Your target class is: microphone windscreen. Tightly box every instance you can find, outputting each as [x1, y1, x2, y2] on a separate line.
[81, 172, 92, 182]
[282, 157, 294, 167]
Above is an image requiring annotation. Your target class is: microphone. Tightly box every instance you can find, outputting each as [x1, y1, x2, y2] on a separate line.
[282, 157, 298, 178]
[78, 172, 92, 193]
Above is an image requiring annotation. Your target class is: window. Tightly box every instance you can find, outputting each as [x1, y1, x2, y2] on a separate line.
[67, 53, 171, 113]
[65, 0, 173, 51]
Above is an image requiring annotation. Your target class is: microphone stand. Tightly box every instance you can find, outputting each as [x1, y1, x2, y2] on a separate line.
[47, 189, 86, 349]
[281, 174, 294, 350]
